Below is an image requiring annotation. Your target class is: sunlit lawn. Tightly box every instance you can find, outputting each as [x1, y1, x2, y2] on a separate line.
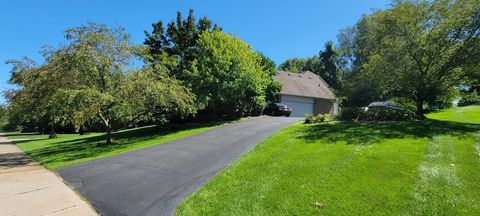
[427, 105, 480, 124]
[12, 122, 228, 170]
[176, 106, 480, 215]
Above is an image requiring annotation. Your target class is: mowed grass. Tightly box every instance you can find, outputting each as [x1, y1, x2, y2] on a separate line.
[427, 105, 480, 124]
[176, 106, 480, 215]
[12, 122, 227, 170]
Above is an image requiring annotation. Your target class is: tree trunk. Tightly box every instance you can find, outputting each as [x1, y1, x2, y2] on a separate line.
[415, 99, 425, 119]
[99, 112, 113, 145]
[79, 125, 85, 135]
[105, 125, 112, 145]
[48, 125, 57, 139]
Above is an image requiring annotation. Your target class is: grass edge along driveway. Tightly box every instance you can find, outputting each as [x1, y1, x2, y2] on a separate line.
[9, 121, 232, 170]
[176, 106, 480, 215]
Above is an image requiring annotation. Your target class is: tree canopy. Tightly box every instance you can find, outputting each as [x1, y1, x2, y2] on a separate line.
[7, 23, 196, 143]
[336, 15, 384, 107]
[5, 1, 479, 137]
[278, 58, 308, 73]
[5, 12, 281, 140]
[144, 8, 221, 80]
[364, 0, 479, 117]
[189, 31, 274, 116]
[336, 0, 480, 117]
[144, 9, 279, 116]
[278, 41, 340, 89]
[319, 41, 338, 88]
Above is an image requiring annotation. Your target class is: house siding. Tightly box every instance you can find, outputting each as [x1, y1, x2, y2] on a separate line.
[278, 94, 338, 116]
[314, 98, 335, 114]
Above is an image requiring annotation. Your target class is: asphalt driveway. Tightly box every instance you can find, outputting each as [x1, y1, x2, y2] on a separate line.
[58, 117, 300, 216]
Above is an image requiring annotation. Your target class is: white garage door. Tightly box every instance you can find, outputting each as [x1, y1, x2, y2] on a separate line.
[281, 95, 314, 117]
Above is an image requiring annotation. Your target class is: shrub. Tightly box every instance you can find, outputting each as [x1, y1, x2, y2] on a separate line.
[304, 114, 314, 124]
[335, 107, 364, 121]
[336, 106, 414, 121]
[1, 121, 20, 132]
[304, 113, 334, 124]
[363, 107, 414, 121]
[323, 114, 334, 122]
[458, 90, 480, 107]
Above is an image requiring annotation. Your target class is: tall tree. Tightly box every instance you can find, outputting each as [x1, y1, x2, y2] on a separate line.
[278, 58, 308, 73]
[258, 52, 281, 102]
[0, 104, 6, 120]
[319, 41, 338, 88]
[364, 0, 480, 117]
[144, 8, 221, 80]
[190, 31, 273, 116]
[336, 15, 384, 107]
[304, 55, 323, 75]
[6, 57, 61, 136]
[337, 15, 378, 73]
[63, 23, 196, 144]
[7, 23, 196, 144]
[278, 44, 341, 90]
[144, 10, 281, 116]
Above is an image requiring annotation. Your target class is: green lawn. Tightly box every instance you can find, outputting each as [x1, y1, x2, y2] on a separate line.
[12, 122, 227, 170]
[176, 106, 480, 215]
[427, 105, 480, 124]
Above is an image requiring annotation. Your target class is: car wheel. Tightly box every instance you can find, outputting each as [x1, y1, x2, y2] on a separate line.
[286, 114, 290, 117]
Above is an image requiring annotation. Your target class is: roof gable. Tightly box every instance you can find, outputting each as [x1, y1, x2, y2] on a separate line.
[273, 70, 336, 99]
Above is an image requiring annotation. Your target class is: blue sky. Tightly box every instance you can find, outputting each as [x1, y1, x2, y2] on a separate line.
[0, 0, 390, 103]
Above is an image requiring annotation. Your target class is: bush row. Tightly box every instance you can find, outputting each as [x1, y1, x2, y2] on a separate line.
[335, 107, 415, 121]
[458, 90, 480, 107]
[304, 113, 334, 124]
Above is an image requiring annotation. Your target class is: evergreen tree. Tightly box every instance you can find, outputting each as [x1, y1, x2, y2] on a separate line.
[144, 9, 221, 79]
[319, 41, 338, 88]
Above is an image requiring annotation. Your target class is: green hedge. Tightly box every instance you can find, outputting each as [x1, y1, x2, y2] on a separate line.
[304, 113, 334, 124]
[336, 106, 414, 121]
[458, 90, 480, 107]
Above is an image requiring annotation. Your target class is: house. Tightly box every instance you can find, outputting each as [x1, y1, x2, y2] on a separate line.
[273, 70, 338, 117]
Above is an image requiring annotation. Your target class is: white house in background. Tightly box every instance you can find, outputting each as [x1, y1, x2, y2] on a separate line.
[273, 71, 339, 117]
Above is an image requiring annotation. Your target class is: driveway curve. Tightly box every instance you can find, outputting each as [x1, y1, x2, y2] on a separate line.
[58, 117, 301, 216]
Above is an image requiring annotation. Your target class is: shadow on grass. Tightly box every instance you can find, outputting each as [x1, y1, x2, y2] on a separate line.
[10, 138, 49, 144]
[21, 121, 229, 168]
[296, 119, 480, 145]
[3, 132, 41, 137]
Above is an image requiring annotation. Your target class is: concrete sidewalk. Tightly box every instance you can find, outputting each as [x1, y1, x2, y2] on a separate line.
[0, 134, 97, 216]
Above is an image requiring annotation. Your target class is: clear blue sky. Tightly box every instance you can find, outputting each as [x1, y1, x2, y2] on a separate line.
[0, 0, 390, 103]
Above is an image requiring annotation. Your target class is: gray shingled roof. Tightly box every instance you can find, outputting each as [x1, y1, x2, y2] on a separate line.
[273, 71, 336, 100]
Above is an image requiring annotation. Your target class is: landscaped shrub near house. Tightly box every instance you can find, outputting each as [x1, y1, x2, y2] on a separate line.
[335, 107, 364, 121]
[304, 114, 314, 123]
[323, 114, 334, 122]
[304, 113, 333, 124]
[335, 106, 414, 121]
[458, 90, 480, 107]
[363, 106, 414, 121]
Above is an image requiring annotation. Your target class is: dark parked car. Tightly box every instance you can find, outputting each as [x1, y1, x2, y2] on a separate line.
[264, 103, 292, 117]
